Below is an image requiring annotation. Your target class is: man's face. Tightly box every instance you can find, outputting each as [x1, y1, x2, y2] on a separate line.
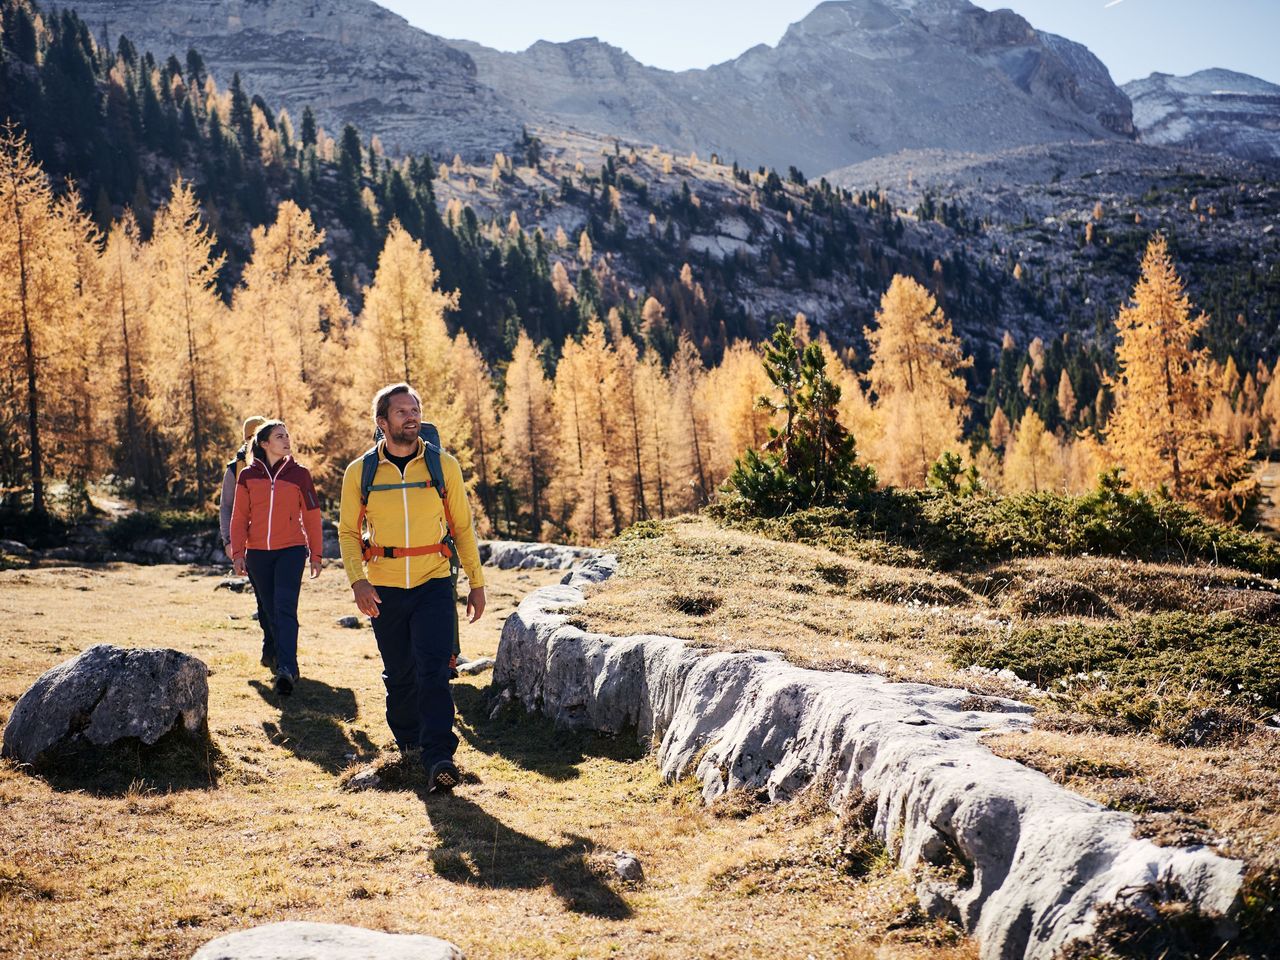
[380, 392, 421, 445]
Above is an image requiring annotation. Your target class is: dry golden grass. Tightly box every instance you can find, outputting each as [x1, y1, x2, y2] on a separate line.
[576, 516, 1280, 895]
[0, 559, 976, 960]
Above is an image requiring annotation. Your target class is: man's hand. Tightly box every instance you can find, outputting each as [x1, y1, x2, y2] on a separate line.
[466, 586, 486, 623]
[353, 579, 382, 618]
[223, 542, 234, 560]
[309, 555, 322, 580]
[232, 555, 246, 577]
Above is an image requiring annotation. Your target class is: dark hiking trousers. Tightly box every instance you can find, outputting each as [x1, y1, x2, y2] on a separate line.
[370, 576, 459, 768]
[245, 566, 277, 663]
[245, 545, 306, 680]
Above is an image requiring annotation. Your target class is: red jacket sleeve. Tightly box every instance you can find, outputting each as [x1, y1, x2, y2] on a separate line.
[299, 468, 324, 559]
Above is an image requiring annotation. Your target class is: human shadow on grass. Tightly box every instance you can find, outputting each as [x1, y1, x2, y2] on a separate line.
[252, 677, 377, 773]
[420, 790, 632, 919]
[32, 724, 225, 796]
[451, 683, 646, 783]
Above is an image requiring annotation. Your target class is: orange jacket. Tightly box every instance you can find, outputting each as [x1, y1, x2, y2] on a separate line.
[230, 456, 324, 559]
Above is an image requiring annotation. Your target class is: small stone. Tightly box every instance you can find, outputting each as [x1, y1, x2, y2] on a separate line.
[489, 688, 513, 720]
[215, 577, 251, 593]
[343, 768, 382, 792]
[336, 615, 363, 629]
[614, 851, 644, 882]
[457, 656, 495, 676]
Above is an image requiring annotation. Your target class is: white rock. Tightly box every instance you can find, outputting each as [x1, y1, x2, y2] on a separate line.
[457, 656, 495, 676]
[189, 922, 462, 959]
[495, 559, 1245, 960]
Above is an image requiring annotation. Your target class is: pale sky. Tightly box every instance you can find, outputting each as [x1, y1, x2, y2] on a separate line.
[378, 0, 1280, 86]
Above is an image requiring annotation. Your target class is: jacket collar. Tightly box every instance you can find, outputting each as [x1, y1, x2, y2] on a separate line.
[377, 438, 423, 463]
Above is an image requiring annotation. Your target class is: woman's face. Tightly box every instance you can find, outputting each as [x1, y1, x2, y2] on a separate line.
[263, 425, 291, 461]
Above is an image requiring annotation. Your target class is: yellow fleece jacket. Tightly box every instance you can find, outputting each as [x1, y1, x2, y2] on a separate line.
[338, 439, 485, 590]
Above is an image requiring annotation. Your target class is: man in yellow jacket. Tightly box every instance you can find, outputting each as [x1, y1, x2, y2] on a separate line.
[338, 383, 486, 792]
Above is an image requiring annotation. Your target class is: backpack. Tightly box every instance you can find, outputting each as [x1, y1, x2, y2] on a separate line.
[356, 423, 462, 664]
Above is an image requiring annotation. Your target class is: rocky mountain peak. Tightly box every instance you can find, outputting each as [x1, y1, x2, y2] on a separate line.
[1124, 69, 1280, 162]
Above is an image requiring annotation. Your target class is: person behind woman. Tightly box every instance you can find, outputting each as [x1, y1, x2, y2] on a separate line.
[219, 414, 276, 671]
[230, 420, 324, 696]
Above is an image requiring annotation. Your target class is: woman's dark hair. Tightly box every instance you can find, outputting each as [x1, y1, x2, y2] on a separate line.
[251, 420, 286, 463]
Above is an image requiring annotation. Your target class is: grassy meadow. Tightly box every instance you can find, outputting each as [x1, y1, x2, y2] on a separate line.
[0, 559, 971, 960]
[576, 515, 1280, 948]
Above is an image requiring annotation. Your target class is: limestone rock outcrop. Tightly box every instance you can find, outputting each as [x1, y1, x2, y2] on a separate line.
[2, 644, 209, 766]
[494, 560, 1244, 960]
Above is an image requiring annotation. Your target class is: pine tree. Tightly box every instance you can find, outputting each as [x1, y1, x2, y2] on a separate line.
[728, 322, 875, 514]
[1104, 234, 1256, 517]
[1056, 369, 1078, 423]
[670, 333, 713, 509]
[865, 275, 971, 487]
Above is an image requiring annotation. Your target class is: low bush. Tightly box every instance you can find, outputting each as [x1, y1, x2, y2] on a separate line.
[710, 473, 1280, 576]
[949, 612, 1280, 741]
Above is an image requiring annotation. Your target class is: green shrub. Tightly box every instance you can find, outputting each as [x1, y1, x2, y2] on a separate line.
[710, 472, 1280, 576]
[949, 612, 1280, 740]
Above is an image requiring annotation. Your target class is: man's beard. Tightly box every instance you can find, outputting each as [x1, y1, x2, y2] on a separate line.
[391, 424, 418, 445]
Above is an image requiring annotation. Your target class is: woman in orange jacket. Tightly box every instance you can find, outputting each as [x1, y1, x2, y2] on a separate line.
[230, 420, 323, 696]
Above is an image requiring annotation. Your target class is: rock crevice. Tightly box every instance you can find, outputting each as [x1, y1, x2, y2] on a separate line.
[495, 557, 1244, 960]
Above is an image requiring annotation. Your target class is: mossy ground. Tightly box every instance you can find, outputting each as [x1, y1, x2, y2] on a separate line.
[0, 559, 973, 960]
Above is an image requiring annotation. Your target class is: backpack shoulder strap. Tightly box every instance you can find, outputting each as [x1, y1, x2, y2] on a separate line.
[359, 444, 380, 505]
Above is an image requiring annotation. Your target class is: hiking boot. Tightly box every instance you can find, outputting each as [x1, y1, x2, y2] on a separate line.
[273, 671, 294, 697]
[260, 650, 277, 672]
[428, 759, 461, 793]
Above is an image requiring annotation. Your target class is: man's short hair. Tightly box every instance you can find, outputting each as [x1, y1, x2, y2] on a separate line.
[373, 383, 422, 424]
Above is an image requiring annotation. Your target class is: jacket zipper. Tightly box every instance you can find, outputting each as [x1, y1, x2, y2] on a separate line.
[263, 460, 286, 552]
[400, 462, 411, 588]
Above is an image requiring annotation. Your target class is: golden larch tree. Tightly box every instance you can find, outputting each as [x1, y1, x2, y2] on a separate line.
[865, 274, 971, 487]
[450, 332, 500, 533]
[1104, 234, 1256, 517]
[1003, 411, 1064, 493]
[354, 220, 470, 468]
[669, 334, 713, 508]
[100, 214, 156, 502]
[0, 127, 84, 512]
[500, 332, 556, 537]
[142, 179, 232, 503]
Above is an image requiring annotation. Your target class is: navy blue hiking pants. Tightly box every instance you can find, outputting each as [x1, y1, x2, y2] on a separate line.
[245, 566, 277, 662]
[370, 576, 459, 767]
[245, 545, 306, 680]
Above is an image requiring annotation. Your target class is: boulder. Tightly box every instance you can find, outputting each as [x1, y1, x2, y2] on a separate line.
[335, 615, 363, 629]
[216, 578, 252, 593]
[496, 559, 1246, 960]
[1, 645, 209, 767]
[0, 539, 32, 557]
[190, 922, 463, 959]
